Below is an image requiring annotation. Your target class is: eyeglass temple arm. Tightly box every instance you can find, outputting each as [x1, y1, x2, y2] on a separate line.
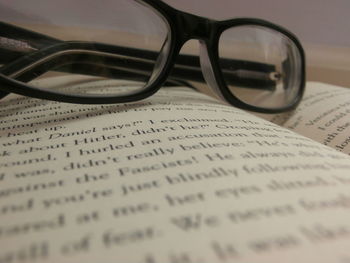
[0, 22, 58, 99]
[0, 42, 277, 89]
[0, 22, 277, 95]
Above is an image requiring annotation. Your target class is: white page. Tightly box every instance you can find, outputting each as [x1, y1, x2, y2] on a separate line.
[258, 82, 350, 155]
[1, 77, 350, 263]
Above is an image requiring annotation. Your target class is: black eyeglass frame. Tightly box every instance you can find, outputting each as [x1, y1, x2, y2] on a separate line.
[0, 0, 305, 114]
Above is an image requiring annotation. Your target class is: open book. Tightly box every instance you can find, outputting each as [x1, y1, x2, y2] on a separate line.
[1, 77, 350, 263]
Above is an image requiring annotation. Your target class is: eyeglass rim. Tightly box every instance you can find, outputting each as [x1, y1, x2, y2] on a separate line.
[201, 18, 306, 113]
[0, 0, 305, 113]
[0, 0, 177, 104]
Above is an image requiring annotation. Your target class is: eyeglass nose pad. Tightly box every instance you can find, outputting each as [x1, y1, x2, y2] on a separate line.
[199, 40, 226, 103]
[149, 35, 171, 83]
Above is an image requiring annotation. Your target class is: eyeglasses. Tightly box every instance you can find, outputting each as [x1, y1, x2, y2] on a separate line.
[0, 0, 305, 113]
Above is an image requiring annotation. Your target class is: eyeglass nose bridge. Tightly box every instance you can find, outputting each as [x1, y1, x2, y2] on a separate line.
[172, 11, 225, 101]
[175, 12, 213, 43]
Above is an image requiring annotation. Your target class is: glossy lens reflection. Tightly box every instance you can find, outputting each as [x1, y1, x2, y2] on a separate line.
[0, 0, 169, 96]
[219, 25, 302, 109]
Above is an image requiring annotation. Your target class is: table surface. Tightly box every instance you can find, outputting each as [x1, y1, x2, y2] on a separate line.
[305, 44, 350, 88]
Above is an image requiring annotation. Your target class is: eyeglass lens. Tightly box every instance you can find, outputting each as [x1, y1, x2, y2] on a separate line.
[0, 0, 169, 96]
[218, 25, 303, 109]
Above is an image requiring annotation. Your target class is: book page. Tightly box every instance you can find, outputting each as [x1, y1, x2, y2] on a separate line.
[1, 77, 350, 263]
[257, 82, 350, 155]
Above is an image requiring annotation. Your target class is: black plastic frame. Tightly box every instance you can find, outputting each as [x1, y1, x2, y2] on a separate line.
[0, 0, 305, 113]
